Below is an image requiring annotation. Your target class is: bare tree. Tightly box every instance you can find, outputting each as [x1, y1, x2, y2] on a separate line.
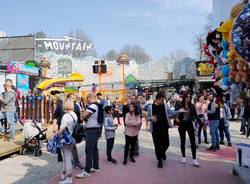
[67, 29, 97, 57]
[193, 33, 207, 61]
[105, 49, 118, 60]
[120, 44, 151, 64]
[193, 13, 213, 61]
[203, 13, 213, 34]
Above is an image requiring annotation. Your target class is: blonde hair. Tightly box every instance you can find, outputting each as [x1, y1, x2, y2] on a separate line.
[63, 98, 74, 111]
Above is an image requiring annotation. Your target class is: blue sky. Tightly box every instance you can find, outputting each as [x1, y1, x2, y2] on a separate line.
[0, 0, 212, 58]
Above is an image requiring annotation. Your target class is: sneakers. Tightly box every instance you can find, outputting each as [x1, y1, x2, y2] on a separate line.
[216, 145, 220, 150]
[181, 157, 186, 164]
[204, 141, 209, 144]
[228, 143, 232, 147]
[207, 146, 216, 151]
[73, 163, 84, 170]
[59, 177, 72, 184]
[90, 168, 100, 173]
[123, 159, 127, 165]
[107, 159, 117, 164]
[76, 171, 91, 178]
[192, 159, 200, 167]
[219, 141, 225, 145]
[157, 160, 163, 168]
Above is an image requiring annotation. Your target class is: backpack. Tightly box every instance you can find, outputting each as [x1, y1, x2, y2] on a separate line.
[68, 113, 85, 144]
[95, 102, 104, 124]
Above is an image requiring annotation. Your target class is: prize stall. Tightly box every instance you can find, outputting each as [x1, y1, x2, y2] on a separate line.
[201, 1, 250, 182]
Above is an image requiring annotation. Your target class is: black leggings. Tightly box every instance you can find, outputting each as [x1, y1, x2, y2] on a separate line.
[178, 123, 196, 159]
[106, 138, 114, 161]
[198, 124, 208, 143]
[124, 135, 137, 160]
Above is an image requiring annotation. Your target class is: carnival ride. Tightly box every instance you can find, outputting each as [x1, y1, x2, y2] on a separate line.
[37, 73, 84, 97]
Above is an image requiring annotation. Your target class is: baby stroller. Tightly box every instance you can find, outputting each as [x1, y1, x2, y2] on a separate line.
[20, 118, 47, 156]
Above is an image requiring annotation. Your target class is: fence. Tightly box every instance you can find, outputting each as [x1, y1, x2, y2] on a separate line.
[19, 95, 56, 124]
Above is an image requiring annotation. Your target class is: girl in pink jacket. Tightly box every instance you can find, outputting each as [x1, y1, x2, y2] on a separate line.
[123, 103, 141, 165]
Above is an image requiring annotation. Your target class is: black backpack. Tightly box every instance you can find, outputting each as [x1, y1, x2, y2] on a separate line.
[67, 113, 85, 144]
[95, 102, 104, 124]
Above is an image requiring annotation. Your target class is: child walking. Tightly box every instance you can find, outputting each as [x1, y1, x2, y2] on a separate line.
[104, 106, 117, 164]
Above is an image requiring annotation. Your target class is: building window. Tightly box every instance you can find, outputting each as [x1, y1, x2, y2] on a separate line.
[57, 58, 72, 78]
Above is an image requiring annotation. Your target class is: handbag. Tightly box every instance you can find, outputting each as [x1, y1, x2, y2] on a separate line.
[61, 129, 76, 145]
[47, 134, 59, 154]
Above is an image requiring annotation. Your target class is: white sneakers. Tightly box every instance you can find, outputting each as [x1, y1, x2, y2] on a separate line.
[192, 159, 200, 167]
[181, 157, 187, 164]
[59, 177, 72, 184]
[76, 171, 91, 178]
[90, 168, 101, 173]
[76, 168, 100, 178]
[181, 157, 200, 167]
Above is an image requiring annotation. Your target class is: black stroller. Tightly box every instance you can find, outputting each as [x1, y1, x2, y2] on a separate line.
[20, 118, 47, 156]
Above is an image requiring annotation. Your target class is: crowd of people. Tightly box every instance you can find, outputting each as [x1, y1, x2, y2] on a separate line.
[0, 77, 249, 184]
[50, 87, 250, 184]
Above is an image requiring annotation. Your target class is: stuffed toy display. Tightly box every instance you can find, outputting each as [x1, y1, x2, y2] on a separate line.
[231, 2, 250, 63]
[201, 1, 249, 92]
[217, 20, 233, 41]
[220, 40, 229, 63]
[230, 0, 249, 19]
[198, 62, 215, 76]
[229, 60, 238, 81]
[235, 60, 249, 83]
[206, 30, 223, 56]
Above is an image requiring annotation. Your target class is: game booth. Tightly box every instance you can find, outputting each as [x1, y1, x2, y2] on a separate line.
[200, 1, 250, 182]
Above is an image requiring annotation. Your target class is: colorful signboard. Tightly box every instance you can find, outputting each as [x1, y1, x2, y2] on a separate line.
[7, 62, 38, 76]
[17, 74, 30, 96]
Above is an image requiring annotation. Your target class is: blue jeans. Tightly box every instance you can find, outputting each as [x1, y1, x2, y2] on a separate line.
[84, 128, 101, 173]
[209, 120, 219, 146]
[219, 118, 231, 143]
[0, 112, 16, 137]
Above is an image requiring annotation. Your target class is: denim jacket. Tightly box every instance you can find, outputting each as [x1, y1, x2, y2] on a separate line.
[147, 100, 178, 132]
[221, 103, 232, 126]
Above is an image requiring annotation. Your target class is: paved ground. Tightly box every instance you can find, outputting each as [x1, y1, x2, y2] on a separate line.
[0, 120, 249, 184]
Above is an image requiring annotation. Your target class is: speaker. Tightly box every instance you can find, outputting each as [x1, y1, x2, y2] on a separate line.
[101, 64, 107, 73]
[93, 65, 99, 74]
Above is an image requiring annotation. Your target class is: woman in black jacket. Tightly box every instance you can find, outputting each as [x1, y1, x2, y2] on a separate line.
[176, 93, 201, 167]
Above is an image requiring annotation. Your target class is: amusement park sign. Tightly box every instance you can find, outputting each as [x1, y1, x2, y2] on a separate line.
[35, 36, 93, 52]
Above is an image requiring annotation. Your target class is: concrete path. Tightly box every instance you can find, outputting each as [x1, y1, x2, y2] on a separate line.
[0, 120, 248, 184]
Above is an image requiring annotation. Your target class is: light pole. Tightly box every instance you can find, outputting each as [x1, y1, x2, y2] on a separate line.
[39, 57, 51, 81]
[117, 53, 130, 103]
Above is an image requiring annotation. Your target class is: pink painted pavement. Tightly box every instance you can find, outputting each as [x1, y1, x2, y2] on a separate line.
[47, 148, 238, 184]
